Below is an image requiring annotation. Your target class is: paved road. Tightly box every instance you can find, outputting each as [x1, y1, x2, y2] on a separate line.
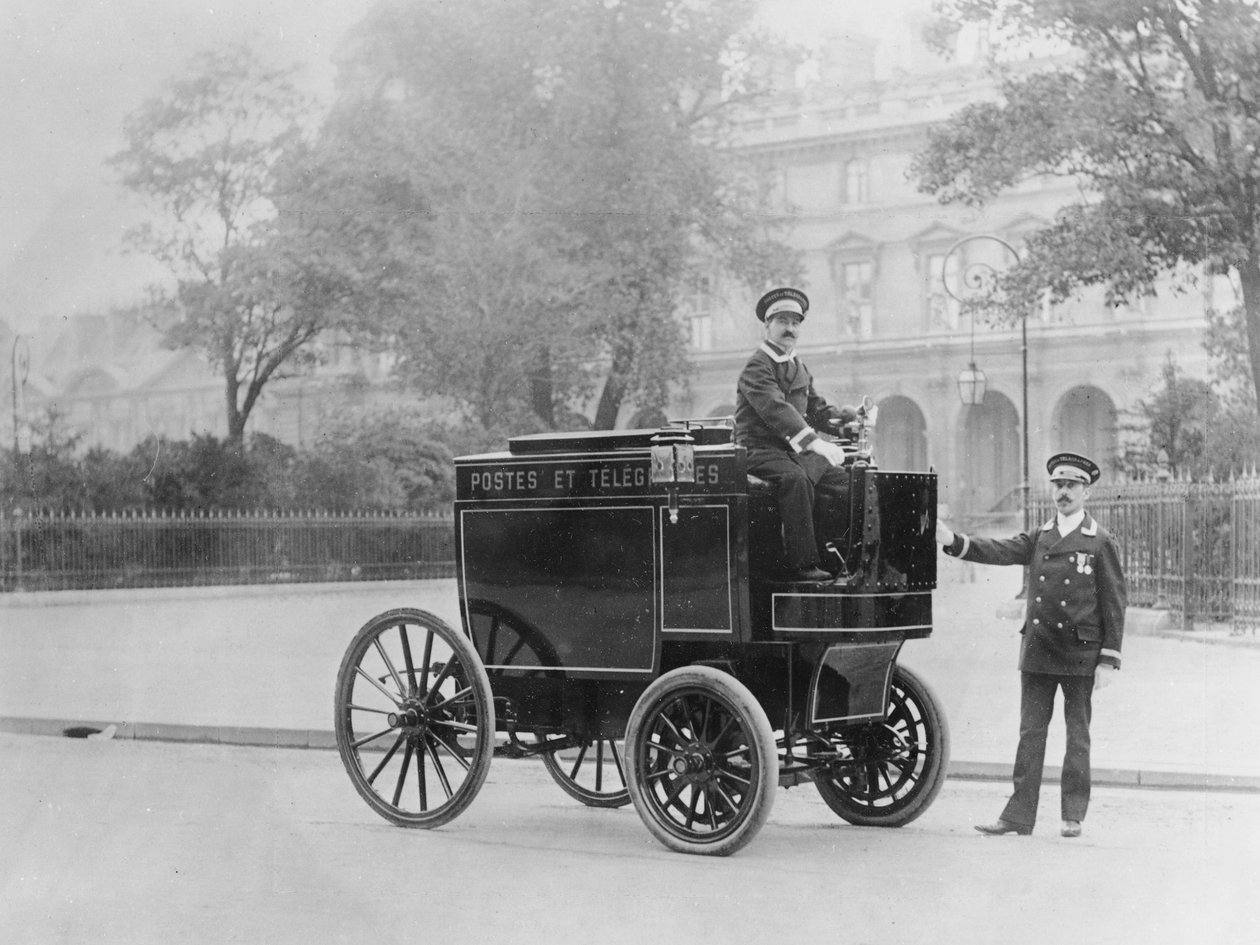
[1, 732, 1257, 945]
[3, 570, 1258, 785]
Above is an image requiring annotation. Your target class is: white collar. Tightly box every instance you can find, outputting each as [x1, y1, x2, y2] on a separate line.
[1056, 509, 1086, 536]
[759, 341, 796, 364]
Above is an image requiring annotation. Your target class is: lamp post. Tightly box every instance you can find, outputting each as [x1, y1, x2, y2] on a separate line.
[941, 234, 1029, 538]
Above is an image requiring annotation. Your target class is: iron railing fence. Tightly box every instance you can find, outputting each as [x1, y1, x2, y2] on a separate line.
[0, 509, 455, 592]
[1028, 472, 1260, 634]
[5, 477, 1259, 633]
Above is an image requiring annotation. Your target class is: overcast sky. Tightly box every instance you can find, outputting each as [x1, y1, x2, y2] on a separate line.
[0, 0, 921, 333]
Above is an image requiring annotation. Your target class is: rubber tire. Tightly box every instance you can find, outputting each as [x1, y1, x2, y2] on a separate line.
[625, 665, 778, 856]
[814, 663, 949, 827]
[334, 608, 495, 828]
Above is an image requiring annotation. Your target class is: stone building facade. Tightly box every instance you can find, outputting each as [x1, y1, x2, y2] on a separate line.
[666, 43, 1217, 527]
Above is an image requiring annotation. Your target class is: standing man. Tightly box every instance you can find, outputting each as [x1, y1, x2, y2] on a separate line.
[937, 452, 1126, 838]
[735, 287, 851, 583]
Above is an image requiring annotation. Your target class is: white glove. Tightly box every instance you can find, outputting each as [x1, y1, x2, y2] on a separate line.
[936, 520, 956, 546]
[1094, 664, 1116, 691]
[808, 438, 847, 467]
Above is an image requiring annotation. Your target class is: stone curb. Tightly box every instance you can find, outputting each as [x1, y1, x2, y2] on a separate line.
[6, 715, 1259, 794]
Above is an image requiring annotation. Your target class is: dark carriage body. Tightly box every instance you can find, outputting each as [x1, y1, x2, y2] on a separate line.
[453, 421, 938, 739]
[335, 412, 949, 855]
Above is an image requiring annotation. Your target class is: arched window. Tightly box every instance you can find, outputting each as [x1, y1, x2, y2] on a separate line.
[957, 392, 1021, 521]
[875, 396, 928, 471]
[1053, 386, 1118, 469]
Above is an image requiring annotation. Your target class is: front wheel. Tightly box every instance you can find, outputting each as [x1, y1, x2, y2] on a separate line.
[625, 666, 778, 856]
[334, 608, 495, 828]
[814, 663, 949, 827]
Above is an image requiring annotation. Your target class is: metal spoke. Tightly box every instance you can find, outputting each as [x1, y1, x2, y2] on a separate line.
[656, 709, 688, 745]
[392, 740, 414, 807]
[425, 657, 459, 703]
[704, 786, 720, 830]
[662, 775, 690, 811]
[712, 779, 740, 814]
[715, 765, 751, 790]
[427, 728, 474, 773]
[432, 719, 480, 734]
[485, 615, 500, 664]
[646, 735, 686, 760]
[418, 627, 434, 700]
[354, 665, 403, 708]
[684, 787, 701, 830]
[352, 725, 398, 751]
[608, 739, 627, 785]
[373, 637, 408, 702]
[503, 636, 527, 665]
[708, 714, 738, 751]
[366, 734, 406, 785]
[427, 685, 474, 714]
[568, 742, 590, 780]
[399, 624, 417, 697]
[416, 737, 428, 810]
[426, 733, 456, 799]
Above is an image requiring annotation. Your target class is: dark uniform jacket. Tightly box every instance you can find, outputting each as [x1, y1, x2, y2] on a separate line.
[734, 342, 840, 454]
[945, 514, 1126, 676]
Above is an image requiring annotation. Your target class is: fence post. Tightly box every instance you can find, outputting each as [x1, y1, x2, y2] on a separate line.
[1182, 486, 1194, 632]
[13, 508, 23, 591]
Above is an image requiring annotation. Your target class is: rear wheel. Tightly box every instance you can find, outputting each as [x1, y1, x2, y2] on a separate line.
[541, 736, 631, 808]
[334, 608, 494, 828]
[814, 663, 949, 827]
[625, 666, 777, 856]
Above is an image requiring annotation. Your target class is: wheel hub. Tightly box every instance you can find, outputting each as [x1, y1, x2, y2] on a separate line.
[670, 746, 712, 780]
[388, 702, 429, 730]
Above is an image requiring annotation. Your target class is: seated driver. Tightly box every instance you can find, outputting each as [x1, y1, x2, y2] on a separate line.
[734, 287, 853, 582]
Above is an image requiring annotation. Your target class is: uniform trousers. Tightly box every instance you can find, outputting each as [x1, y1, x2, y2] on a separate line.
[745, 447, 850, 570]
[1000, 671, 1094, 828]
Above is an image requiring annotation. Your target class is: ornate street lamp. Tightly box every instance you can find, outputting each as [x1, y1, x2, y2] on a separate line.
[941, 232, 1029, 533]
[956, 361, 987, 406]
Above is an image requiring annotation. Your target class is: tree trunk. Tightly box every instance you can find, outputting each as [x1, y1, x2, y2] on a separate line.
[225, 369, 246, 444]
[593, 362, 626, 431]
[530, 346, 555, 428]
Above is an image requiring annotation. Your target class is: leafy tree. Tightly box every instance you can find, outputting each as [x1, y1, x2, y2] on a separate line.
[323, 0, 797, 430]
[914, 0, 1260, 419]
[2, 407, 96, 511]
[110, 44, 344, 442]
[1118, 352, 1259, 478]
[300, 406, 461, 511]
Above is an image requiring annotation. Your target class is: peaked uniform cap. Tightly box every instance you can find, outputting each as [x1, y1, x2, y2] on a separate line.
[756, 287, 809, 322]
[1046, 451, 1100, 484]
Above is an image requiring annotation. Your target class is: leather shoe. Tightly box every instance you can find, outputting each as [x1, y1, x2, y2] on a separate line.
[974, 820, 1032, 836]
[788, 565, 832, 582]
[1061, 820, 1082, 838]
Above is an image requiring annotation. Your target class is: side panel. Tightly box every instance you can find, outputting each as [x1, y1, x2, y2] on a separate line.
[770, 590, 932, 641]
[460, 505, 657, 677]
[660, 503, 736, 635]
[811, 642, 901, 723]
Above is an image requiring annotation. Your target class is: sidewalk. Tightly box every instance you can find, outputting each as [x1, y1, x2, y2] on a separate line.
[3, 572, 1258, 792]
